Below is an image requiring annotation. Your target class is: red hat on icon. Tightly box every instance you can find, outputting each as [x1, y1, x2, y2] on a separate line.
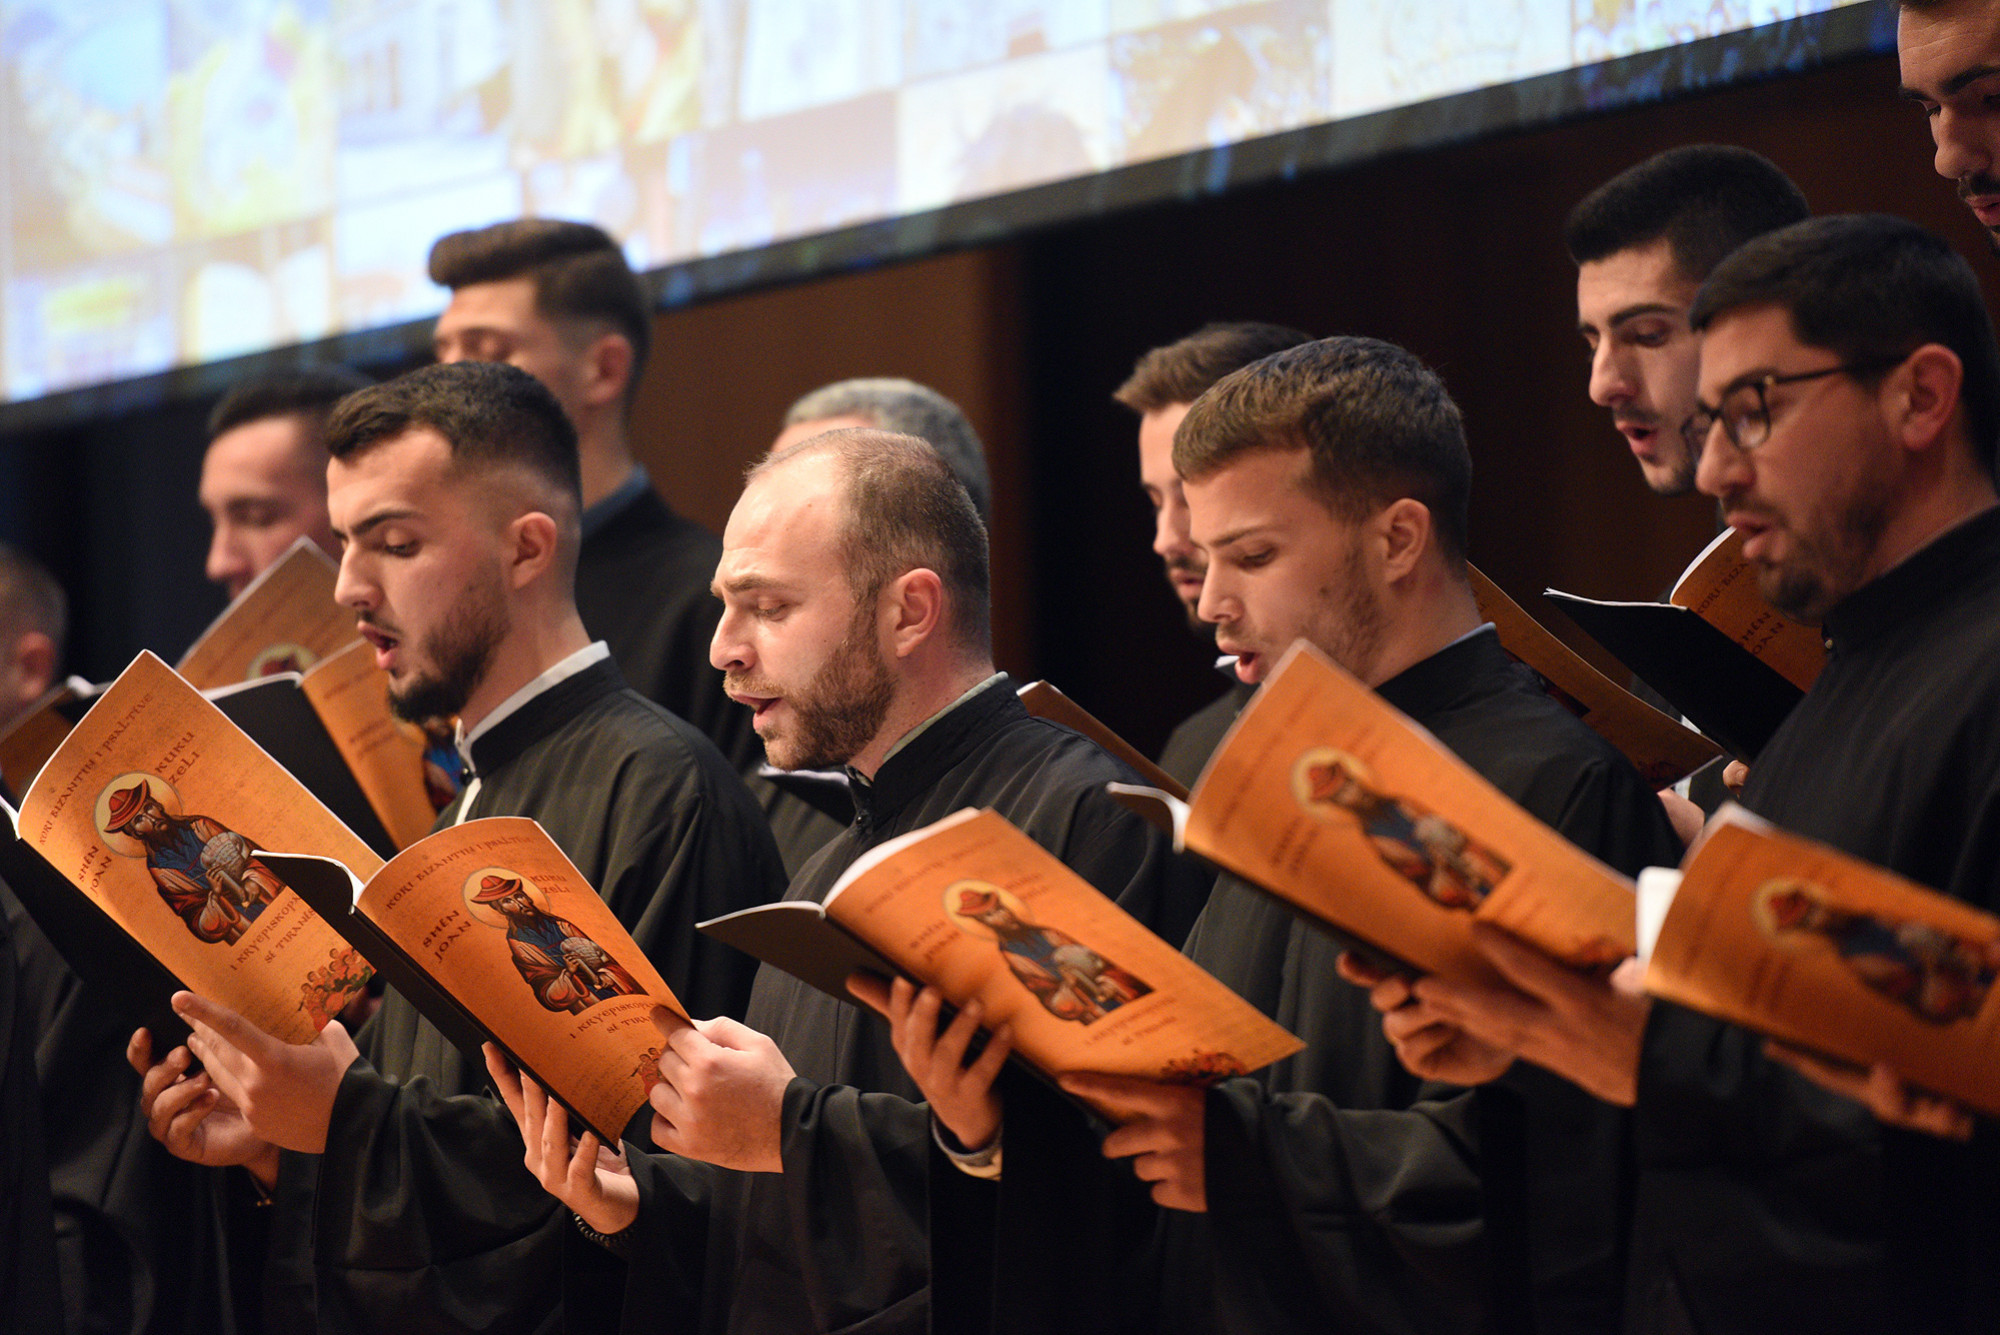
[473, 874, 525, 903]
[104, 780, 154, 834]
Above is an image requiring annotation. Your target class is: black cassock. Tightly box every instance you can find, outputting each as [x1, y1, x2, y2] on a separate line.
[565, 677, 1211, 1335]
[986, 628, 1682, 1335]
[0, 884, 62, 1335]
[575, 482, 754, 776]
[1629, 506, 2000, 1335]
[266, 658, 786, 1335]
[1156, 678, 1253, 792]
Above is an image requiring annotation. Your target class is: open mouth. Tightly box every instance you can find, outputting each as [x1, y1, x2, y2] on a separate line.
[357, 623, 400, 668]
[729, 691, 782, 727]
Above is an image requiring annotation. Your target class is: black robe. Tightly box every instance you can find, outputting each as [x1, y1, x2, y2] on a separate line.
[0, 885, 62, 1335]
[572, 677, 1211, 1335]
[267, 659, 787, 1334]
[993, 629, 1683, 1335]
[1156, 679, 1254, 791]
[1628, 505, 2000, 1335]
[575, 484, 754, 776]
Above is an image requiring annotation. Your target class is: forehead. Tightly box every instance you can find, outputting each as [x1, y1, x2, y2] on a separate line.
[1137, 403, 1190, 473]
[1696, 304, 1805, 396]
[1576, 238, 1699, 319]
[717, 454, 850, 584]
[202, 416, 316, 489]
[1183, 446, 1338, 542]
[1900, 1, 2000, 91]
[326, 427, 457, 516]
[436, 277, 546, 339]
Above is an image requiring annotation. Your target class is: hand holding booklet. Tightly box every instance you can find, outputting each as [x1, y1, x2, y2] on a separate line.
[700, 808, 1302, 1122]
[1109, 640, 1641, 987]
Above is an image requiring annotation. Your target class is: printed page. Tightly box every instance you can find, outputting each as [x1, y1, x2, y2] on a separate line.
[300, 639, 440, 850]
[1183, 641, 1637, 985]
[1645, 816, 2000, 1116]
[18, 652, 378, 1043]
[178, 539, 357, 690]
[823, 807, 1301, 1120]
[1469, 566, 1722, 786]
[357, 817, 687, 1142]
[1668, 528, 1824, 692]
[0, 677, 93, 793]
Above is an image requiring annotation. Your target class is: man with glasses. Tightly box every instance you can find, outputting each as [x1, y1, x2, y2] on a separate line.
[1360, 214, 2000, 1334]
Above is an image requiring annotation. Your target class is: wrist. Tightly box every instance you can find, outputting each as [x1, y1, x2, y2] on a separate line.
[244, 1142, 281, 1191]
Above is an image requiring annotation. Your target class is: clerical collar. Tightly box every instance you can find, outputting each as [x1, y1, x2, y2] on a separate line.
[580, 466, 651, 542]
[845, 674, 1020, 830]
[1374, 624, 1505, 720]
[1820, 503, 2000, 655]
[457, 642, 614, 776]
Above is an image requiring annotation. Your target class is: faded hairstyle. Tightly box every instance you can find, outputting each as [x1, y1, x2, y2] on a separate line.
[1174, 336, 1473, 563]
[1565, 145, 1810, 283]
[208, 365, 376, 448]
[0, 543, 65, 661]
[782, 378, 993, 521]
[751, 428, 992, 655]
[1114, 321, 1315, 415]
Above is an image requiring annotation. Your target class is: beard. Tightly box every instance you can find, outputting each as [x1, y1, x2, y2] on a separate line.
[1163, 554, 1209, 634]
[1757, 484, 1893, 623]
[1306, 538, 1388, 681]
[737, 600, 896, 772]
[385, 576, 509, 723]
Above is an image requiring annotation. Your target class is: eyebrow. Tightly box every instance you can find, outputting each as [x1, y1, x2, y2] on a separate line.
[711, 573, 792, 599]
[333, 508, 419, 542]
[1201, 523, 1276, 551]
[1900, 63, 2000, 100]
[1578, 302, 1683, 335]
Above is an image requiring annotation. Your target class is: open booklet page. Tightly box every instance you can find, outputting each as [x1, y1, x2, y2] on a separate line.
[0, 676, 96, 793]
[1667, 527, 1824, 692]
[1468, 565, 1722, 786]
[1160, 640, 1637, 985]
[16, 651, 377, 1043]
[177, 538, 358, 689]
[1644, 807, 2000, 1116]
[817, 807, 1301, 1120]
[298, 639, 440, 850]
[283, 816, 688, 1143]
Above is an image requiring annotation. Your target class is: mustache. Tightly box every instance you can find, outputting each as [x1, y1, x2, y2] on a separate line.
[1960, 172, 2000, 203]
[1612, 409, 1659, 430]
[1163, 553, 1206, 577]
[724, 672, 779, 698]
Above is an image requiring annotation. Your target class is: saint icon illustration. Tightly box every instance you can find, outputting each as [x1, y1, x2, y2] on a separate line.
[465, 870, 642, 1014]
[248, 642, 316, 677]
[1756, 879, 2000, 1025]
[98, 774, 283, 946]
[1293, 749, 1510, 910]
[948, 882, 1150, 1025]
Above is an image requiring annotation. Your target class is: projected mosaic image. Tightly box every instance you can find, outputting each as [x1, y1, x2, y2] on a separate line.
[0, 0, 1865, 404]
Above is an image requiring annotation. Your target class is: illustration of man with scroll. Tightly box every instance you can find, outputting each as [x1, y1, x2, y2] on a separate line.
[1297, 751, 1510, 910]
[101, 776, 283, 946]
[1759, 881, 2000, 1025]
[953, 884, 1151, 1025]
[470, 872, 642, 1014]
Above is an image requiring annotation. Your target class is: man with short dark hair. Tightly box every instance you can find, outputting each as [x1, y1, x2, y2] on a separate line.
[489, 427, 1201, 1335]
[1380, 214, 2000, 1334]
[1900, 0, 2000, 253]
[200, 365, 374, 599]
[129, 360, 785, 1334]
[0, 542, 64, 735]
[775, 377, 994, 521]
[428, 218, 754, 772]
[1567, 145, 1810, 497]
[1112, 322, 1312, 786]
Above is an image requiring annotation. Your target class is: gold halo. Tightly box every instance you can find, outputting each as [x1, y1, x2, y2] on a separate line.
[1291, 746, 1374, 820]
[462, 866, 552, 928]
[944, 879, 1027, 942]
[95, 773, 183, 859]
[248, 642, 317, 677]
[1752, 877, 1829, 949]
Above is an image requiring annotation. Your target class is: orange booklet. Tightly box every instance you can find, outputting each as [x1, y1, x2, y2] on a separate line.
[1111, 641, 1638, 987]
[1469, 566, 1723, 787]
[0, 676, 98, 793]
[5, 652, 377, 1045]
[1640, 807, 2000, 1116]
[1015, 680, 1188, 801]
[177, 539, 359, 688]
[700, 808, 1301, 1121]
[268, 817, 688, 1143]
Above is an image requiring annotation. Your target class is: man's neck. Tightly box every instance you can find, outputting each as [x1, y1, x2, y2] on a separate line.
[1860, 474, 2000, 592]
[456, 607, 595, 735]
[1359, 567, 1483, 689]
[846, 657, 998, 781]
[576, 416, 637, 510]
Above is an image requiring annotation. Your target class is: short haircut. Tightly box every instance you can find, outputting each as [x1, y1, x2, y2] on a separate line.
[782, 378, 993, 521]
[325, 361, 585, 520]
[1565, 145, 1811, 283]
[1114, 322, 1315, 414]
[751, 428, 992, 655]
[1174, 336, 1473, 563]
[428, 219, 652, 388]
[207, 365, 375, 446]
[1689, 213, 2000, 477]
[0, 543, 65, 661]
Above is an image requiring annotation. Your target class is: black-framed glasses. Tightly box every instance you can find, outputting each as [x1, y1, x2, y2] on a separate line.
[1681, 355, 1911, 456]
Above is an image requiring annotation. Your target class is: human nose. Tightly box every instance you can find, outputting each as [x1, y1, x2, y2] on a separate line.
[333, 547, 376, 612]
[1587, 341, 1634, 408]
[205, 524, 247, 594]
[1694, 420, 1750, 500]
[710, 606, 752, 674]
[1154, 492, 1194, 561]
[1195, 565, 1232, 626]
[1933, 106, 1996, 185]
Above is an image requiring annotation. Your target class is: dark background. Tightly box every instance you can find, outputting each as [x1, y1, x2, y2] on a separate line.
[3, 41, 1987, 761]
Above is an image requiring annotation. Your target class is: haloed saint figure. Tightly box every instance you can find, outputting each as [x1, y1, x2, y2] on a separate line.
[1295, 750, 1512, 910]
[950, 883, 1151, 1025]
[1758, 880, 2000, 1025]
[467, 871, 643, 1014]
[98, 774, 283, 947]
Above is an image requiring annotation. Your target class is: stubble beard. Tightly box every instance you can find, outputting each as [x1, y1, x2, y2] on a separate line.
[386, 576, 509, 723]
[1756, 480, 1894, 624]
[1310, 539, 1388, 682]
[755, 601, 897, 772]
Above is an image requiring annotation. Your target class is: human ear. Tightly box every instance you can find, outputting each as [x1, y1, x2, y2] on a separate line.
[885, 569, 945, 658]
[584, 333, 635, 409]
[1890, 343, 1964, 457]
[506, 511, 562, 588]
[1374, 499, 1433, 584]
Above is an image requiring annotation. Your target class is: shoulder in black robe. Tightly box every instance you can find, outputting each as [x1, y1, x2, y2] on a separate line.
[1156, 679, 1254, 791]
[1630, 506, 2000, 1335]
[573, 678, 1210, 1335]
[267, 659, 787, 1335]
[0, 884, 62, 1335]
[994, 628, 1683, 1335]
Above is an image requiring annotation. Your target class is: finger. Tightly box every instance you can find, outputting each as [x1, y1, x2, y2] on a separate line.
[539, 1091, 573, 1182]
[483, 1044, 526, 1120]
[884, 976, 918, 1031]
[184, 1029, 252, 1109]
[173, 992, 272, 1059]
[845, 971, 893, 1017]
[650, 1005, 692, 1044]
[1335, 952, 1390, 988]
[1466, 924, 1578, 1005]
[148, 1070, 215, 1133]
[127, 1029, 154, 1077]
[570, 1130, 607, 1197]
[931, 994, 985, 1073]
[689, 1014, 756, 1050]
[1764, 1040, 1869, 1099]
[139, 1045, 193, 1109]
[967, 1022, 1013, 1087]
[1100, 1117, 1179, 1160]
[1865, 1065, 1975, 1142]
